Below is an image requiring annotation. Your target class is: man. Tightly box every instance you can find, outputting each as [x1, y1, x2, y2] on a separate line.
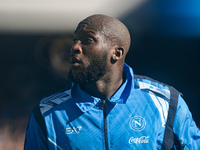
[24, 14, 200, 149]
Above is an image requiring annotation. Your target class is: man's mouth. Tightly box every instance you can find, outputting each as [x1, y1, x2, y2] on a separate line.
[70, 57, 82, 67]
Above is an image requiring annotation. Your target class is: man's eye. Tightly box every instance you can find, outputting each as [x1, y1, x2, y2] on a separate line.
[82, 38, 93, 44]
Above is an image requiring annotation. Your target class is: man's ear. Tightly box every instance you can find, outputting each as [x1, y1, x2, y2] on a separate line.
[112, 46, 124, 60]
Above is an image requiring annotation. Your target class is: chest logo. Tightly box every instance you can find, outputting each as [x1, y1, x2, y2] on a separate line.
[66, 126, 82, 134]
[129, 116, 146, 132]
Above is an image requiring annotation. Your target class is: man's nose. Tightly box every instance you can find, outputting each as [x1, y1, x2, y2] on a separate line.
[71, 40, 82, 54]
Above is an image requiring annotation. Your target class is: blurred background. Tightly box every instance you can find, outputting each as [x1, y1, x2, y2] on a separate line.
[0, 0, 200, 149]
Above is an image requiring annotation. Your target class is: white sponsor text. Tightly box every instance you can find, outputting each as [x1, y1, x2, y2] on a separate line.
[129, 136, 150, 144]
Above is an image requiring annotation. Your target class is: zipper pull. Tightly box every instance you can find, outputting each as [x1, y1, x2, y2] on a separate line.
[102, 99, 107, 110]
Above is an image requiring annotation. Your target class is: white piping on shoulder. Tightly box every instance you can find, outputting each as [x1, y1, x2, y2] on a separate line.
[149, 91, 169, 127]
[138, 81, 170, 99]
[48, 137, 63, 150]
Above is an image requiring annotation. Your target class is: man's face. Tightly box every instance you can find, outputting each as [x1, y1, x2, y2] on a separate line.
[68, 22, 111, 84]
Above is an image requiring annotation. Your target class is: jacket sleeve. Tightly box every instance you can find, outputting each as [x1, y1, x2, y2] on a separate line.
[24, 106, 48, 150]
[173, 95, 200, 149]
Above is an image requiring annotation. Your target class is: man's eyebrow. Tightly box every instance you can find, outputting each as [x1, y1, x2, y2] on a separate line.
[86, 30, 96, 34]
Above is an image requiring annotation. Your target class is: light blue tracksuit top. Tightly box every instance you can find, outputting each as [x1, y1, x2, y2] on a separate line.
[24, 63, 200, 150]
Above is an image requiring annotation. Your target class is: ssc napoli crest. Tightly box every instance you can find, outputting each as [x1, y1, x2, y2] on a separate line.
[129, 116, 146, 132]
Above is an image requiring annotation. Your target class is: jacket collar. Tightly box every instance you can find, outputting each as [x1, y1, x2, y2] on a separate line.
[71, 63, 134, 112]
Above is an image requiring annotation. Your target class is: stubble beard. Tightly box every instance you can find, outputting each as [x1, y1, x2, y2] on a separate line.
[68, 53, 108, 85]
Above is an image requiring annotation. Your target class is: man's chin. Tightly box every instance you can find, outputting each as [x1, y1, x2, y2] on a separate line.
[68, 57, 108, 84]
[68, 69, 88, 84]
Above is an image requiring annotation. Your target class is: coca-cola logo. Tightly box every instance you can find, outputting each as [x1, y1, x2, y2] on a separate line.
[129, 136, 150, 144]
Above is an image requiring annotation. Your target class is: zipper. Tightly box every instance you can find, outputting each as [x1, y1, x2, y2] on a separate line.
[102, 99, 109, 150]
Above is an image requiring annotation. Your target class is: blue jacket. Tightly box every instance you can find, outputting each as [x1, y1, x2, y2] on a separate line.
[24, 64, 200, 150]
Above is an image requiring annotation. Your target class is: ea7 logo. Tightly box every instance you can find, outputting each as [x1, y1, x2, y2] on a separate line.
[66, 126, 82, 134]
[129, 116, 146, 132]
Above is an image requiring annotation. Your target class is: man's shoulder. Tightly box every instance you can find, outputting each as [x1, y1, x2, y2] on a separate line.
[134, 74, 171, 100]
[39, 88, 72, 115]
[29, 88, 72, 137]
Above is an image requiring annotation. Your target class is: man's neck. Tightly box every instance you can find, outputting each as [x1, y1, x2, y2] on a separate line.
[80, 73, 124, 99]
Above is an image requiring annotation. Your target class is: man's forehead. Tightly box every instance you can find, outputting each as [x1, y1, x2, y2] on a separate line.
[74, 20, 102, 33]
